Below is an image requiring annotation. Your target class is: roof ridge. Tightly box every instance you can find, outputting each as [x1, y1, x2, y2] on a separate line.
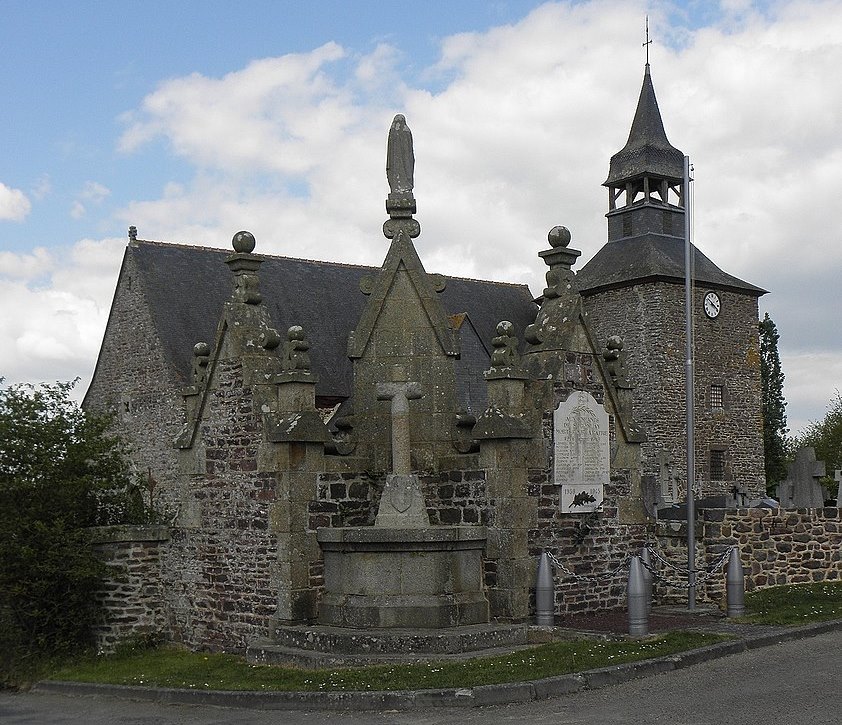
[130, 238, 530, 289]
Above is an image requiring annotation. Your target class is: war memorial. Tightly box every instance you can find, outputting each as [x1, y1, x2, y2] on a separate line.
[83, 63, 841, 658]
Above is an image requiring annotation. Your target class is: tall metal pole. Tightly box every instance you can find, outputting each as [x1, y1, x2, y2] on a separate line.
[683, 155, 696, 610]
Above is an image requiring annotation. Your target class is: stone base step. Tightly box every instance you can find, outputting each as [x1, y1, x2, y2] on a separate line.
[246, 622, 529, 668]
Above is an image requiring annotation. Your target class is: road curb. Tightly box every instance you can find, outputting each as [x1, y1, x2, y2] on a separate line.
[32, 618, 842, 711]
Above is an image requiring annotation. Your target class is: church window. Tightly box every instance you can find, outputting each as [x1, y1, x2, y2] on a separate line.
[710, 384, 724, 409]
[710, 449, 726, 481]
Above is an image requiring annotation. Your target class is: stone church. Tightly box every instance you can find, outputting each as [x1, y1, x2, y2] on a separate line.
[84, 64, 767, 654]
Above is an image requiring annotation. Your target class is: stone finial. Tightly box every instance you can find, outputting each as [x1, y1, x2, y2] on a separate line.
[191, 342, 211, 386]
[281, 325, 311, 371]
[548, 225, 571, 248]
[258, 327, 281, 350]
[128, 225, 137, 241]
[540, 226, 580, 299]
[486, 320, 528, 381]
[490, 321, 521, 369]
[603, 335, 630, 388]
[226, 231, 262, 304]
[232, 230, 256, 254]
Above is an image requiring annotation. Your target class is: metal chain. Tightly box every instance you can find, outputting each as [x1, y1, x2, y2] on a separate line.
[640, 546, 733, 590]
[544, 545, 734, 590]
[546, 552, 631, 583]
[645, 544, 731, 576]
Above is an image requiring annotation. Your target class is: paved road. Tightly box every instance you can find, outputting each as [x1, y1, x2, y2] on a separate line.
[1, 629, 839, 725]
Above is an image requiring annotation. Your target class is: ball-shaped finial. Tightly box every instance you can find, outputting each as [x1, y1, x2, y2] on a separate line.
[548, 225, 571, 248]
[193, 342, 211, 357]
[232, 230, 256, 254]
[496, 320, 514, 336]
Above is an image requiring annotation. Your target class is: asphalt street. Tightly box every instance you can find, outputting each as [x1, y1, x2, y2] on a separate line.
[1, 629, 839, 725]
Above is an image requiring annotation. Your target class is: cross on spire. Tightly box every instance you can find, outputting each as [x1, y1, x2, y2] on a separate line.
[643, 15, 652, 65]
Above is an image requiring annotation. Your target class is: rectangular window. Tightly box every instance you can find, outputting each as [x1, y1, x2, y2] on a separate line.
[710, 449, 726, 481]
[710, 384, 724, 409]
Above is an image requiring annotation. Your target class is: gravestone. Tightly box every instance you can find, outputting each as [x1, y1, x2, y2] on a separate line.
[776, 447, 826, 508]
[835, 469, 841, 506]
[554, 391, 609, 513]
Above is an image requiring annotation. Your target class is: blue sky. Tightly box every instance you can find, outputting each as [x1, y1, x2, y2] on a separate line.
[1, 0, 839, 436]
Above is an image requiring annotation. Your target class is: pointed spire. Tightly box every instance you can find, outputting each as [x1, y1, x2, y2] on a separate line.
[604, 65, 684, 186]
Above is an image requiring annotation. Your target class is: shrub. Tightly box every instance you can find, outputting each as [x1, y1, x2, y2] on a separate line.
[0, 380, 148, 686]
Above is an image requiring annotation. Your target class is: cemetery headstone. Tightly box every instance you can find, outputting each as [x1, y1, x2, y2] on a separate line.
[776, 447, 826, 508]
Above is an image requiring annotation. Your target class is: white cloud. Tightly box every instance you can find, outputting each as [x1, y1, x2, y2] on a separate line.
[31, 175, 51, 201]
[80, 181, 111, 203]
[780, 350, 842, 436]
[71, 181, 111, 218]
[8, 1, 842, 429]
[0, 247, 54, 280]
[0, 237, 125, 400]
[0, 182, 31, 221]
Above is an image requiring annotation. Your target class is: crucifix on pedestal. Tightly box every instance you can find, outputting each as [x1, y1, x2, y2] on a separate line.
[374, 379, 430, 528]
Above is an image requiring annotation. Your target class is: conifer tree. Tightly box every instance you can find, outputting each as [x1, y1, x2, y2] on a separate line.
[759, 313, 789, 491]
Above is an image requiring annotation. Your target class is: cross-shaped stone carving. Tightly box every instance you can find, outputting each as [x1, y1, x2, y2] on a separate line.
[376, 381, 423, 475]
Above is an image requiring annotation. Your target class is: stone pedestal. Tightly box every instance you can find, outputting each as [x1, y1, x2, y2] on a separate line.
[316, 526, 489, 628]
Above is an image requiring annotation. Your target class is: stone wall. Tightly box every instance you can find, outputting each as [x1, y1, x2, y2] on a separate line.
[582, 282, 765, 498]
[652, 507, 841, 606]
[703, 507, 841, 594]
[83, 246, 189, 519]
[89, 525, 169, 653]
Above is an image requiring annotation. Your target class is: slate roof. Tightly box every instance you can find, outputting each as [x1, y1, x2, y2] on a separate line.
[604, 65, 685, 186]
[127, 240, 538, 405]
[576, 234, 766, 296]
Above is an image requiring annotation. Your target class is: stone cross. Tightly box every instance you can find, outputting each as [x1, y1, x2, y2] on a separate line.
[376, 381, 423, 475]
[778, 447, 826, 508]
[835, 469, 842, 505]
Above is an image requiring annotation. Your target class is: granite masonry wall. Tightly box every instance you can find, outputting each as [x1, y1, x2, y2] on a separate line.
[84, 247, 190, 518]
[653, 507, 841, 606]
[89, 525, 169, 653]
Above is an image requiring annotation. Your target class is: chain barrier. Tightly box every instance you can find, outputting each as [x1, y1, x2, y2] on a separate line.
[544, 545, 734, 590]
[645, 544, 703, 575]
[640, 545, 733, 590]
[545, 552, 631, 583]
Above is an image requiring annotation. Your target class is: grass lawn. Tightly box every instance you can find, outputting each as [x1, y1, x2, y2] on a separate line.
[49, 631, 722, 692]
[743, 581, 842, 625]
[41, 580, 842, 692]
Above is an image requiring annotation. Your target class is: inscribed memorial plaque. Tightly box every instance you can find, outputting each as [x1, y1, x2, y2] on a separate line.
[554, 391, 609, 513]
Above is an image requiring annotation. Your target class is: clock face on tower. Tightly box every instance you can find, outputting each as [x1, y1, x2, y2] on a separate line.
[704, 291, 721, 319]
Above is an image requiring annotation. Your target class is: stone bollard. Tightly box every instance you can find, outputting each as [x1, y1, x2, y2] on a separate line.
[535, 551, 555, 626]
[726, 546, 746, 618]
[627, 555, 649, 636]
[640, 545, 653, 613]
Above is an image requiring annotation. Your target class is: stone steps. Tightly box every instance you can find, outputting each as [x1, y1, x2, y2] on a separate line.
[246, 622, 529, 668]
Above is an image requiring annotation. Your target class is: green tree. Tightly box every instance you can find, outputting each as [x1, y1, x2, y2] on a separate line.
[0, 380, 145, 684]
[798, 391, 842, 481]
[759, 313, 789, 492]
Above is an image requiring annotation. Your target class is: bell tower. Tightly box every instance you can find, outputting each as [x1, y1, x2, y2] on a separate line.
[604, 63, 686, 242]
[577, 56, 767, 501]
